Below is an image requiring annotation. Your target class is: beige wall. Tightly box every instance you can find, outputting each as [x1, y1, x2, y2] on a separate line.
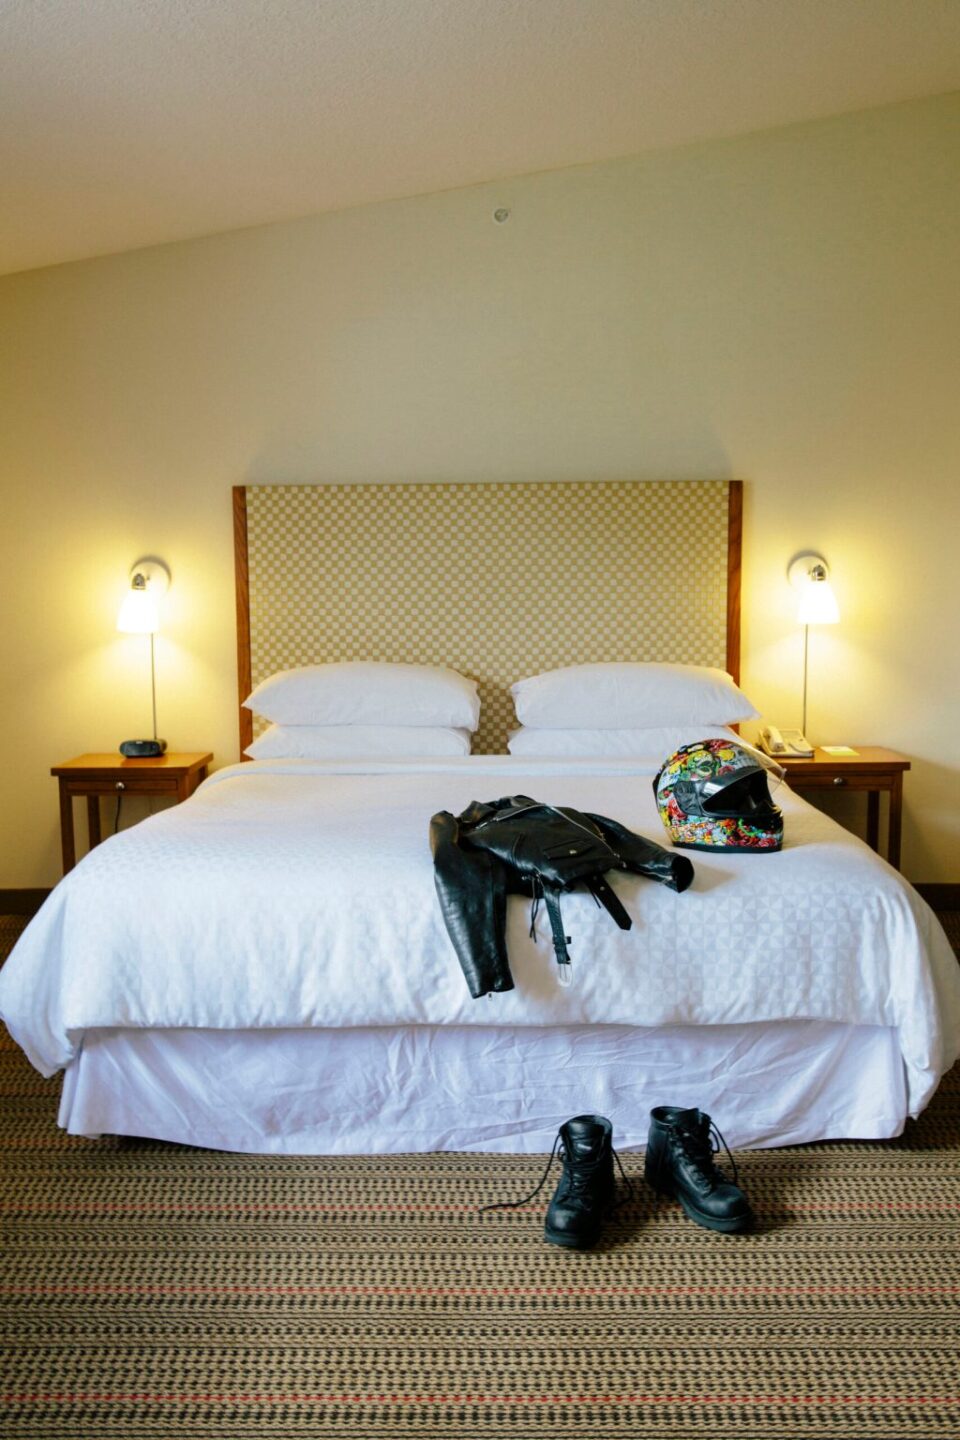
[1, 92, 958, 886]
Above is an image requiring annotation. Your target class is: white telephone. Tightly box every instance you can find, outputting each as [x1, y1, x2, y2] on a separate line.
[759, 725, 814, 759]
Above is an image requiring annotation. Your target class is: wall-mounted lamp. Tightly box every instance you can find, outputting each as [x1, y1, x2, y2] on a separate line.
[116, 558, 170, 757]
[788, 552, 840, 739]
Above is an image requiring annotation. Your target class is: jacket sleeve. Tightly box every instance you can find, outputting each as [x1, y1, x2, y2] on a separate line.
[587, 812, 695, 893]
[429, 810, 516, 999]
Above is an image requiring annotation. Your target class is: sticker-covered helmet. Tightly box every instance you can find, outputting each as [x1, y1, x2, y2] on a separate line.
[653, 738, 784, 852]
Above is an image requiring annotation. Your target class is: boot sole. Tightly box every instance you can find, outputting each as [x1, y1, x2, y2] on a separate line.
[544, 1225, 602, 1250]
[675, 1191, 752, 1233]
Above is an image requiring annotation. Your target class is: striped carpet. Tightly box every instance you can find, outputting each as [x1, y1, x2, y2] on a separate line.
[2, 913, 959, 1440]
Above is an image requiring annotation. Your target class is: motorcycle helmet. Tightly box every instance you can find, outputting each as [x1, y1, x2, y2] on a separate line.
[654, 738, 784, 852]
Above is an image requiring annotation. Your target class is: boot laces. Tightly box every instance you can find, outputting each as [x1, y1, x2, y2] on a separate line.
[677, 1115, 739, 1187]
[567, 1147, 607, 1194]
[479, 1132, 634, 1214]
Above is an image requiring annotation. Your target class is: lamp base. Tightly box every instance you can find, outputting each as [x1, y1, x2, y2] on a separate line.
[119, 739, 167, 758]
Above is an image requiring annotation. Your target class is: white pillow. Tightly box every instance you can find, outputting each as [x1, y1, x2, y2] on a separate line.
[507, 725, 737, 759]
[244, 662, 480, 730]
[510, 663, 758, 729]
[245, 724, 472, 760]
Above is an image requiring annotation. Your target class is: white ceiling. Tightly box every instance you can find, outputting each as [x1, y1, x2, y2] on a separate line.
[2, 0, 959, 277]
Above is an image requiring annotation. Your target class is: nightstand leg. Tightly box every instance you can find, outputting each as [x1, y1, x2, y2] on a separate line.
[58, 781, 76, 874]
[866, 792, 880, 853]
[888, 776, 904, 872]
[87, 795, 102, 850]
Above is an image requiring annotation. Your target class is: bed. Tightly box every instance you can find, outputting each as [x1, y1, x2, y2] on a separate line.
[2, 479, 958, 1154]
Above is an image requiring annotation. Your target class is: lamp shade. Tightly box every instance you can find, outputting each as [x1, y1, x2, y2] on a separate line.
[117, 559, 169, 634]
[796, 577, 839, 625]
[117, 586, 161, 634]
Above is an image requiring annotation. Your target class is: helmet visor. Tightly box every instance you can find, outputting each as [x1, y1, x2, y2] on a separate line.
[701, 769, 777, 820]
[736, 741, 785, 793]
[699, 743, 784, 819]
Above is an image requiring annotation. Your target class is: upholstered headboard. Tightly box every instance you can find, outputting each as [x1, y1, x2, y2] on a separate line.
[234, 479, 742, 755]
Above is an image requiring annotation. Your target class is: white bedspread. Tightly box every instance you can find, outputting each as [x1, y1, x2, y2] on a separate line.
[2, 757, 958, 1115]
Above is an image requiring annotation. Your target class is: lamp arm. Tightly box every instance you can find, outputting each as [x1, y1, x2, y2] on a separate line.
[150, 632, 159, 743]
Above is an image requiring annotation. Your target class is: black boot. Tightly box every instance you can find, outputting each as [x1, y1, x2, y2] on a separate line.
[480, 1113, 628, 1250]
[645, 1106, 752, 1234]
[544, 1114, 616, 1249]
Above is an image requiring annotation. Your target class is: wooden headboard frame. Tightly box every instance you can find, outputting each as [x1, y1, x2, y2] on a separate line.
[233, 479, 742, 757]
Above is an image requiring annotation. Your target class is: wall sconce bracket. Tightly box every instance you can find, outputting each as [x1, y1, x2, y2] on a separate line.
[787, 552, 830, 590]
[129, 557, 171, 593]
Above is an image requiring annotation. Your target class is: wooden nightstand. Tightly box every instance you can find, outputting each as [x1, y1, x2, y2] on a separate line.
[51, 752, 213, 874]
[779, 747, 910, 871]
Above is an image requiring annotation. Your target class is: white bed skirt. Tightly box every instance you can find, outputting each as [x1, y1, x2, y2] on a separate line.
[58, 1020, 907, 1154]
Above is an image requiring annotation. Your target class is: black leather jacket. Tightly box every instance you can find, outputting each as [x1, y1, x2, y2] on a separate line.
[429, 795, 693, 998]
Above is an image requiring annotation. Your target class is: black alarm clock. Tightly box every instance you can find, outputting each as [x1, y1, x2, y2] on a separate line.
[119, 739, 167, 758]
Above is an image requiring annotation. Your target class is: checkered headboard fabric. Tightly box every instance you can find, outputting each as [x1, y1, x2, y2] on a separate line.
[238, 479, 738, 754]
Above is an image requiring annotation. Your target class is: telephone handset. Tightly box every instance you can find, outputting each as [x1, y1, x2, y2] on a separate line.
[759, 725, 814, 759]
